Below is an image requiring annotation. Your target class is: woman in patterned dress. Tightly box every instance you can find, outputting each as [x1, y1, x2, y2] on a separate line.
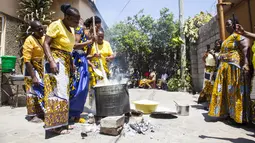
[69, 18, 95, 123]
[198, 40, 222, 109]
[43, 4, 80, 134]
[23, 20, 45, 123]
[208, 18, 250, 124]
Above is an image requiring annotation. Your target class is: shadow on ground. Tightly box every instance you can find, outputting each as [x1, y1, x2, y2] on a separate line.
[191, 104, 206, 110]
[197, 107, 255, 137]
[221, 120, 255, 136]
[199, 135, 255, 143]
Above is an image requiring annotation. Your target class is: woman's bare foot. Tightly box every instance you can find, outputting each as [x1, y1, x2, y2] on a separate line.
[30, 116, 43, 123]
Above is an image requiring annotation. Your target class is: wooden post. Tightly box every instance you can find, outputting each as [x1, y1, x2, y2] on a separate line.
[217, 0, 226, 40]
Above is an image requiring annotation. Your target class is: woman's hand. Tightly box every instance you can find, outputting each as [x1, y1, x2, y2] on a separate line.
[220, 54, 227, 60]
[242, 64, 250, 71]
[49, 60, 59, 74]
[92, 35, 98, 43]
[106, 57, 112, 62]
[235, 24, 245, 35]
[93, 53, 101, 58]
[70, 63, 76, 73]
[202, 53, 208, 63]
[91, 64, 96, 69]
[32, 76, 40, 86]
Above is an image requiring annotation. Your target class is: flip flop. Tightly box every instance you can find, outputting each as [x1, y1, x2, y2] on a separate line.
[50, 128, 70, 135]
[68, 125, 74, 130]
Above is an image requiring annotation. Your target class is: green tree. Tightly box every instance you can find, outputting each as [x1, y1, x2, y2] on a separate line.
[17, 0, 55, 41]
[184, 12, 212, 44]
[106, 8, 185, 87]
[182, 11, 212, 91]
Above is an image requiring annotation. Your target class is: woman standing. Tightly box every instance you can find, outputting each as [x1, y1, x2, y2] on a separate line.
[89, 29, 114, 87]
[43, 4, 80, 133]
[208, 18, 250, 124]
[198, 41, 221, 108]
[69, 19, 95, 123]
[23, 20, 45, 123]
[235, 24, 255, 123]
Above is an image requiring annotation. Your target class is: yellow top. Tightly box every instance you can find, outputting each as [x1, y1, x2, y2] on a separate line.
[23, 35, 45, 63]
[90, 40, 113, 65]
[220, 32, 244, 67]
[205, 53, 216, 66]
[46, 19, 75, 52]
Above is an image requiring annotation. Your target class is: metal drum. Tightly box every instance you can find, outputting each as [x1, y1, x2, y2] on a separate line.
[94, 83, 130, 116]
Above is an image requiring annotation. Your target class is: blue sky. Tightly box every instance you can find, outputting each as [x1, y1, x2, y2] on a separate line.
[96, 0, 217, 27]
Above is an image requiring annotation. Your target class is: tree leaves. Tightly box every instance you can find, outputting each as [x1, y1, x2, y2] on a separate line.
[16, 0, 55, 42]
[184, 11, 212, 44]
[106, 8, 183, 78]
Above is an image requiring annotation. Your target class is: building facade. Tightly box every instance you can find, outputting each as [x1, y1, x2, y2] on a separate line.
[0, 0, 107, 105]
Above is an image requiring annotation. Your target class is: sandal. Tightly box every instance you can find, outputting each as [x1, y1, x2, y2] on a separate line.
[50, 128, 70, 135]
[68, 125, 74, 130]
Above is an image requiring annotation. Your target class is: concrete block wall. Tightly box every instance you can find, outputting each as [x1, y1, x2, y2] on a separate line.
[190, 16, 220, 92]
[1, 14, 25, 106]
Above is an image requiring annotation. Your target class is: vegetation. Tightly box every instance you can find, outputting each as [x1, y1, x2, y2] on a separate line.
[107, 9, 212, 91]
[17, 0, 55, 41]
[184, 11, 213, 44]
[106, 8, 189, 90]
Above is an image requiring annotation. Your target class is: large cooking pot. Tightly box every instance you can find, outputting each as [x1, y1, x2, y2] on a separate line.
[94, 83, 130, 116]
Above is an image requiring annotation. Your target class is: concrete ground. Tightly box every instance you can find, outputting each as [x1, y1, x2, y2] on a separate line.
[0, 89, 255, 143]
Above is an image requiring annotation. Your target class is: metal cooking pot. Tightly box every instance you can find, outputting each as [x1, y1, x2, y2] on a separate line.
[174, 101, 189, 116]
[94, 83, 130, 116]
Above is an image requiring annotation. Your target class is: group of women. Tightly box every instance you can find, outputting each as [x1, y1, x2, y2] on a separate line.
[199, 17, 255, 124]
[23, 4, 114, 134]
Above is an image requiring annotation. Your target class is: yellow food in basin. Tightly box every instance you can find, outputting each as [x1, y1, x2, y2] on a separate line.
[133, 100, 159, 114]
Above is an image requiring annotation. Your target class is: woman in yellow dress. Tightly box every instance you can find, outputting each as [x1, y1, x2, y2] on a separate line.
[43, 4, 80, 134]
[89, 29, 115, 86]
[23, 20, 45, 123]
[88, 29, 114, 108]
[208, 18, 250, 124]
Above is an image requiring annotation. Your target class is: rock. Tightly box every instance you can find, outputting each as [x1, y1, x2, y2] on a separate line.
[100, 126, 123, 136]
[100, 116, 125, 128]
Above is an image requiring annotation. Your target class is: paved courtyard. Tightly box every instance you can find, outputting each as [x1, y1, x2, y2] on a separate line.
[0, 89, 255, 143]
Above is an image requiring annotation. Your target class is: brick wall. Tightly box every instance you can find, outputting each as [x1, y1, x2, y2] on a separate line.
[190, 16, 220, 92]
